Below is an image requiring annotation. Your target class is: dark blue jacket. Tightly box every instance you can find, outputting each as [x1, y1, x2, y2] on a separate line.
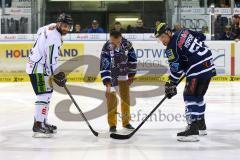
[100, 38, 137, 86]
[165, 29, 216, 84]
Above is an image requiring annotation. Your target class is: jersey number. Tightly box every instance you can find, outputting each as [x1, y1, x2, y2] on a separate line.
[189, 38, 208, 56]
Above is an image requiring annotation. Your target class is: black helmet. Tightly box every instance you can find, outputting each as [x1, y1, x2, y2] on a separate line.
[56, 13, 73, 25]
[154, 23, 171, 38]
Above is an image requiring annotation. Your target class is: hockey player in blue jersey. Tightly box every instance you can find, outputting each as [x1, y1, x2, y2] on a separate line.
[155, 23, 216, 142]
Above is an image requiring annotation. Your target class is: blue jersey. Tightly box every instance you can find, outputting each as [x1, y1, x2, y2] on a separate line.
[165, 29, 216, 84]
[100, 38, 137, 86]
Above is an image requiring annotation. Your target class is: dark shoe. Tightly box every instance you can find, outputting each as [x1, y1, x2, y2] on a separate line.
[124, 124, 135, 131]
[177, 121, 199, 142]
[109, 126, 117, 133]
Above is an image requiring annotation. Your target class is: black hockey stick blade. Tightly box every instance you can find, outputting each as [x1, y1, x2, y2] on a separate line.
[110, 96, 167, 140]
[110, 131, 134, 140]
[110, 76, 185, 140]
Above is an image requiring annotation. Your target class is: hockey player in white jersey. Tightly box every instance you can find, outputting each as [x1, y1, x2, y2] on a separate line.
[26, 13, 73, 138]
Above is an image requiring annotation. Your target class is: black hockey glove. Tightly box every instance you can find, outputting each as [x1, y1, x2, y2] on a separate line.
[165, 82, 177, 99]
[53, 72, 67, 87]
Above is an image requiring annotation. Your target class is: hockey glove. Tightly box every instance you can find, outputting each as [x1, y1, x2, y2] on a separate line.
[165, 82, 177, 99]
[53, 72, 67, 87]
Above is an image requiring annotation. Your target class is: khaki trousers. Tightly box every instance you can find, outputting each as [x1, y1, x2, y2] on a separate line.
[107, 81, 130, 127]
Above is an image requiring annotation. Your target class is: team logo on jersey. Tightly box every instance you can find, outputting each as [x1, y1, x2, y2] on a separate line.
[165, 49, 175, 61]
[170, 62, 179, 72]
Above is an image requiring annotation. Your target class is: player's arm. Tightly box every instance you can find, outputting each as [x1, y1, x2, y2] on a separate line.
[100, 44, 112, 86]
[46, 38, 67, 87]
[166, 49, 183, 84]
[45, 35, 62, 75]
[100, 44, 112, 98]
[125, 41, 137, 79]
[165, 48, 183, 99]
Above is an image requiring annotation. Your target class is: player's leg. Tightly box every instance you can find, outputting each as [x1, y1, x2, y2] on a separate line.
[29, 73, 54, 138]
[119, 80, 134, 131]
[177, 78, 201, 142]
[195, 78, 211, 136]
[177, 78, 211, 142]
[107, 88, 118, 132]
[34, 93, 54, 137]
[36, 74, 57, 132]
[44, 94, 57, 133]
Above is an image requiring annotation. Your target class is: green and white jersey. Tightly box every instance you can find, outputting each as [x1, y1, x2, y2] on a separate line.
[26, 24, 62, 75]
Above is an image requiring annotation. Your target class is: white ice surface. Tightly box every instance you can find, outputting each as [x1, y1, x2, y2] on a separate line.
[0, 82, 240, 160]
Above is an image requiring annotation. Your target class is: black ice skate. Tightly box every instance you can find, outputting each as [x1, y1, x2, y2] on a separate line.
[32, 121, 54, 138]
[197, 118, 207, 136]
[177, 121, 199, 142]
[44, 120, 57, 133]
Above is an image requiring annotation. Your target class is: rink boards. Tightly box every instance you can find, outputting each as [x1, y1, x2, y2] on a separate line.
[0, 40, 239, 82]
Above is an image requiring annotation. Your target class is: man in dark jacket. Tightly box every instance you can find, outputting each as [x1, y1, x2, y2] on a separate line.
[100, 30, 137, 133]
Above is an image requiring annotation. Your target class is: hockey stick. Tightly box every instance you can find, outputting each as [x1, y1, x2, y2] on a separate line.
[63, 85, 109, 138]
[110, 76, 185, 140]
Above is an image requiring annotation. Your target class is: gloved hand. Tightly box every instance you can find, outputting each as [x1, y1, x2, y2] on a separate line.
[53, 72, 67, 87]
[165, 82, 177, 99]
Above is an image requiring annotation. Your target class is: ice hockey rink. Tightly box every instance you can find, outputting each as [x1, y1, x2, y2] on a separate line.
[0, 81, 240, 160]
